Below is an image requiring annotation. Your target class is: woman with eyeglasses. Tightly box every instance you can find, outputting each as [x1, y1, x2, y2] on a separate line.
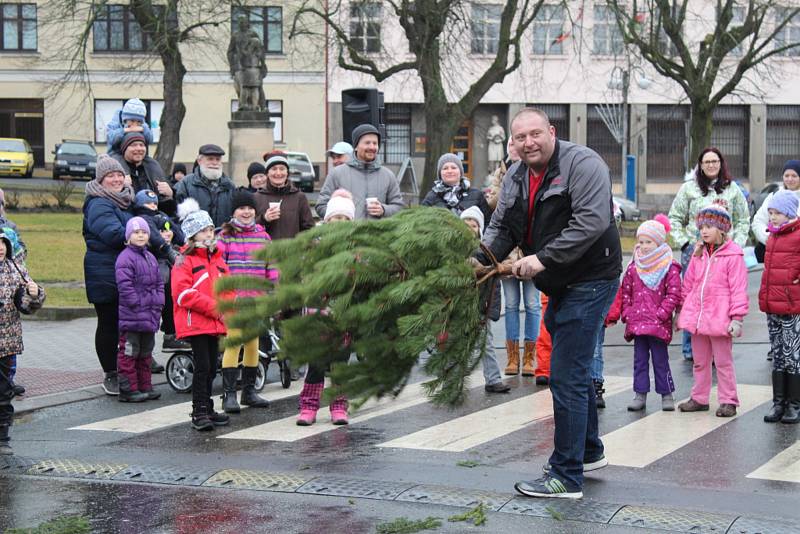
[668, 147, 751, 361]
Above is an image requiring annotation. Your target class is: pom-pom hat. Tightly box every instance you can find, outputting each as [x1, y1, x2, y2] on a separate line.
[696, 199, 732, 233]
[636, 213, 671, 246]
[324, 189, 355, 222]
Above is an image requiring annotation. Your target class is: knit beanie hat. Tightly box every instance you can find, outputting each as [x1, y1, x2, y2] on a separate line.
[783, 159, 800, 177]
[182, 209, 214, 239]
[172, 163, 187, 177]
[324, 189, 355, 222]
[0, 228, 12, 257]
[125, 216, 150, 241]
[636, 213, 671, 246]
[121, 98, 147, 123]
[351, 124, 381, 147]
[247, 162, 267, 182]
[264, 155, 289, 173]
[231, 189, 256, 212]
[460, 205, 485, 236]
[120, 132, 147, 154]
[94, 154, 125, 182]
[696, 199, 732, 233]
[153, 213, 173, 232]
[135, 189, 158, 208]
[437, 153, 464, 181]
[768, 189, 799, 219]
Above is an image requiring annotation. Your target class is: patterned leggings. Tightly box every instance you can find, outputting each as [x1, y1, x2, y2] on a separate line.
[767, 314, 800, 374]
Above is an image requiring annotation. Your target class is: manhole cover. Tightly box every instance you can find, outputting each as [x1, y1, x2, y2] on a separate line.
[0, 455, 38, 475]
[395, 484, 512, 511]
[297, 476, 414, 500]
[500, 496, 622, 523]
[111, 465, 216, 486]
[610, 505, 735, 533]
[27, 459, 126, 480]
[202, 469, 308, 492]
[727, 516, 800, 534]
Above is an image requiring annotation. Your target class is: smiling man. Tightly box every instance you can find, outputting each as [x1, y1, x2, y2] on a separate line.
[315, 124, 404, 220]
[477, 107, 622, 499]
[112, 132, 174, 216]
[174, 144, 236, 228]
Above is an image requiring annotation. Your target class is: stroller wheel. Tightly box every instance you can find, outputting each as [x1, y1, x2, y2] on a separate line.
[255, 360, 267, 392]
[280, 359, 292, 389]
[166, 351, 194, 393]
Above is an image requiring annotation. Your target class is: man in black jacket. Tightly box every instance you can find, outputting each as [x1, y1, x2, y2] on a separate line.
[478, 108, 621, 499]
[113, 132, 175, 216]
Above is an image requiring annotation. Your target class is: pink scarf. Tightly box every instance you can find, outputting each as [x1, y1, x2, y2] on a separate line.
[634, 243, 673, 290]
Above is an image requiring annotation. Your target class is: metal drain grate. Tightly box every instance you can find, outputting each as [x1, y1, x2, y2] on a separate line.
[395, 484, 512, 511]
[111, 465, 216, 486]
[727, 516, 800, 534]
[610, 505, 735, 533]
[202, 469, 309, 492]
[0, 455, 39, 475]
[296, 476, 415, 500]
[500, 497, 622, 523]
[26, 459, 126, 480]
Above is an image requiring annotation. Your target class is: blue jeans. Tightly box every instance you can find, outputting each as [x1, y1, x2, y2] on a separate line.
[545, 279, 618, 490]
[591, 287, 618, 382]
[502, 278, 541, 342]
[481, 328, 502, 385]
[680, 244, 693, 357]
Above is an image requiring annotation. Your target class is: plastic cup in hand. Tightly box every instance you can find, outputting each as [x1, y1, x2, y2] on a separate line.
[269, 201, 281, 218]
[366, 197, 379, 207]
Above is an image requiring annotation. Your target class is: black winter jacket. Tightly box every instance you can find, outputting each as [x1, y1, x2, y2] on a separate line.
[174, 172, 236, 228]
[421, 186, 492, 223]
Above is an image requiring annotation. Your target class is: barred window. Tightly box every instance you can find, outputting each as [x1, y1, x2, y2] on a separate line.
[471, 3, 502, 55]
[710, 105, 749, 180]
[646, 105, 689, 180]
[775, 7, 800, 56]
[232, 6, 282, 54]
[766, 105, 800, 180]
[1, 3, 36, 51]
[349, 2, 382, 54]
[384, 104, 411, 164]
[592, 4, 623, 56]
[587, 104, 623, 180]
[93, 4, 175, 52]
[533, 5, 567, 55]
[528, 104, 570, 140]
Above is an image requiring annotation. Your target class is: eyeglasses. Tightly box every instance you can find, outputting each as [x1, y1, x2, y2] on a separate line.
[702, 160, 721, 166]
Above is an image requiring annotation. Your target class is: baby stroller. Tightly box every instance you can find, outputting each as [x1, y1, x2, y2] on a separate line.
[165, 326, 291, 393]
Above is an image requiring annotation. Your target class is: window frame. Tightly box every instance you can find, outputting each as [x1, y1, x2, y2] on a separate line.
[592, 3, 624, 56]
[349, 1, 383, 54]
[471, 3, 503, 55]
[0, 3, 37, 52]
[231, 6, 284, 55]
[775, 6, 800, 57]
[384, 104, 412, 165]
[532, 4, 567, 56]
[92, 4, 174, 53]
[94, 98, 164, 144]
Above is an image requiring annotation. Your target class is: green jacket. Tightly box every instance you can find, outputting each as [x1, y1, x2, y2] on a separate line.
[668, 180, 750, 248]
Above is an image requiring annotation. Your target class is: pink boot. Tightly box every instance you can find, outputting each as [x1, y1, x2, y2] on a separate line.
[297, 382, 323, 426]
[330, 395, 349, 425]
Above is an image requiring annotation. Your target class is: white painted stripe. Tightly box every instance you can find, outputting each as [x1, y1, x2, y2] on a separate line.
[602, 384, 773, 468]
[220, 372, 487, 442]
[377, 376, 630, 452]
[69, 380, 311, 434]
[747, 440, 800, 483]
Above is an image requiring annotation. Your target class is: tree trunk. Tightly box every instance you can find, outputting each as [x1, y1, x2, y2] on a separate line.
[153, 52, 187, 174]
[688, 100, 714, 168]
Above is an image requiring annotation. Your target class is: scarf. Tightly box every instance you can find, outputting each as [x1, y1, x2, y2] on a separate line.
[634, 243, 673, 290]
[432, 178, 470, 209]
[85, 180, 134, 210]
[231, 218, 256, 231]
[768, 221, 796, 233]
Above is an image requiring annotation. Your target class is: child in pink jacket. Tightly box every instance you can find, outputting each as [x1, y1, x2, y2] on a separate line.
[677, 200, 749, 417]
[620, 215, 682, 412]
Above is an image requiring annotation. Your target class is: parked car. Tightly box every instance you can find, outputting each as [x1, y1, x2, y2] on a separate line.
[0, 138, 34, 178]
[733, 180, 756, 218]
[613, 196, 641, 221]
[752, 181, 782, 215]
[284, 151, 316, 193]
[52, 140, 97, 180]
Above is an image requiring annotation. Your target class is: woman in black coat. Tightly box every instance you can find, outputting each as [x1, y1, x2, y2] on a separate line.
[421, 153, 491, 222]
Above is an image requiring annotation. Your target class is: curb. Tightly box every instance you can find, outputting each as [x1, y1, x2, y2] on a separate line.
[1, 456, 796, 534]
[24, 307, 95, 321]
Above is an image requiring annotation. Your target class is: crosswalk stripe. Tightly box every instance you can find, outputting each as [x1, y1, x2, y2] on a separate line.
[376, 376, 629, 452]
[219, 372, 486, 442]
[69, 380, 310, 434]
[601, 384, 773, 468]
[746, 440, 800, 483]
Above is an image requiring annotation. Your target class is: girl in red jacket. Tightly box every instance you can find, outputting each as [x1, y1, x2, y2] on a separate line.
[759, 190, 800, 424]
[173, 206, 230, 431]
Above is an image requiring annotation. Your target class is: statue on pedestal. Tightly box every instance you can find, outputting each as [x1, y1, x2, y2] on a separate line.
[486, 115, 506, 173]
[228, 16, 268, 112]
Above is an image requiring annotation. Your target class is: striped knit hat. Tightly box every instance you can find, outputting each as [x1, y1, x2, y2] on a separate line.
[696, 199, 732, 233]
[636, 213, 670, 246]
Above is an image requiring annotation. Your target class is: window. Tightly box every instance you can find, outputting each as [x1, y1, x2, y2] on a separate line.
[710, 105, 749, 180]
[384, 104, 411, 164]
[471, 4, 502, 55]
[533, 5, 567, 55]
[232, 6, 283, 54]
[531, 104, 570, 140]
[230, 100, 283, 143]
[775, 7, 800, 57]
[349, 2, 382, 54]
[93, 4, 175, 52]
[588, 104, 624, 180]
[593, 4, 623, 56]
[646, 105, 689, 180]
[725, 5, 746, 57]
[766, 106, 800, 179]
[95, 99, 163, 143]
[1, 3, 36, 51]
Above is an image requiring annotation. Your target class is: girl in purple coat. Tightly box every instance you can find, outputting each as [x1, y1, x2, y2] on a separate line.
[621, 214, 681, 412]
[115, 217, 165, 402]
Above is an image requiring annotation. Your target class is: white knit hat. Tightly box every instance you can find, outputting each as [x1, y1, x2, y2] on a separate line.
[324, 189, 355, 222]
[460, 206, 484, 236]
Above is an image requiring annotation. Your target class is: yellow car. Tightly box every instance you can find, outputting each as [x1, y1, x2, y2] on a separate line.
[0, 138, 35, 178]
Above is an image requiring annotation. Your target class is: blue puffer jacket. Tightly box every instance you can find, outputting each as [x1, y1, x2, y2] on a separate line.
[83, 196, 133, 304]
[115, 244, 164, 332]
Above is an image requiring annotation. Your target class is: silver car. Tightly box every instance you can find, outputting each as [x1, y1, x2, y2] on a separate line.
[613, 196, 641, 221]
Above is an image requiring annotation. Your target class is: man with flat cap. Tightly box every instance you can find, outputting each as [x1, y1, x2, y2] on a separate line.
[174, 144, 236, 227]
[316, 124, 404, 220]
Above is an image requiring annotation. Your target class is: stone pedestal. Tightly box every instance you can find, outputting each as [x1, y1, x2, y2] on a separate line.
[228, 110, 274, 187]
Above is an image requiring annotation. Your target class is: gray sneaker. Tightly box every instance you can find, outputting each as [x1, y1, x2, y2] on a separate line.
[662, 394, 675, 411]
[102, 372, 119, 396]
[627, 392, 646, 411]
[542, 455, 608, 474]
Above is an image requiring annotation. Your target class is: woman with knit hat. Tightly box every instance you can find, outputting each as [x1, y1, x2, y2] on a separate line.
[82, 154, 135, 395]
[421, 153, 490, 222]
[677, 200, 749, 418]
[619, 214, 682, 412]
[245, 162, 268, 192]
[254, 154, 315, 240]
[752, 159, 800, 247]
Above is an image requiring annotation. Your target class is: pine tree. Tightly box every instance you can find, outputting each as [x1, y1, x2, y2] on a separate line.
[217, 207, 502, 407]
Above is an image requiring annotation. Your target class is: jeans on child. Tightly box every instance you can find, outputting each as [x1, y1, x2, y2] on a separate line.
[502, 278, 541, 342]
[590, 286, 617, 383]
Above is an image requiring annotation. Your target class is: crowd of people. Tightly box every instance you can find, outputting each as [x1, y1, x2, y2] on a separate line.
[0, 100, 798, 504]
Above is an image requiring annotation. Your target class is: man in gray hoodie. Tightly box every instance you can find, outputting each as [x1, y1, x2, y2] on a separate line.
[316, 124, 404, 220]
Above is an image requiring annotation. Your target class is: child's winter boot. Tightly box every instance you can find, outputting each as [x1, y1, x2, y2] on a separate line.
[765, 370, 787, 423]
[521, 341, 536, 377]
[221, 368, 241, 413]
[594, 380, 606, 409]
[661, 393, 675, 411]
[0, 425, 12, 455]
[297, 382, 324, 426]
[781, 374, 800, 424]
[137, 355, 160, 400]
[191, 402, 214, 431]
[627, 392, 646, 411]
[118, 375, 148, 402]
[330, 396, 349, 425]
[504, 340, 520, 375]
[240, 367, 270, 408]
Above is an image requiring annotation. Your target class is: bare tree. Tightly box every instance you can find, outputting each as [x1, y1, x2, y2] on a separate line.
[606, 0, 800, 164]
[290, 0, 546, 195]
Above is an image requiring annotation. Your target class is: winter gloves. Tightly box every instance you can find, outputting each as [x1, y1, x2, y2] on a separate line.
[727, 319, 743, 338]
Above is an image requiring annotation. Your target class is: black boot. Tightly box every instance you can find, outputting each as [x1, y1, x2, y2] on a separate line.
[118, 375, 148, 403]
[781, 373, 800, 424]
[11, 383, 25, 396]
[0, 425, 12, 456]
[150, 358, 165, 374]
[191, 402, 214, 431]
[594, 380, 606, 409]
[764, 370, 787, 423]
[221, 368, 241, 413]
[207, 398, 230, 426]
[240, 367, 270, 408]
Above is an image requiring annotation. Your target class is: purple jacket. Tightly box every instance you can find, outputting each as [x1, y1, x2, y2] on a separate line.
[621, 260, 682, 344]
[115, 244, 164, 333]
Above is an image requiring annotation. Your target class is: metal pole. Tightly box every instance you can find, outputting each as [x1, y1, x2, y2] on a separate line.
[621, 68, 630, 197]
